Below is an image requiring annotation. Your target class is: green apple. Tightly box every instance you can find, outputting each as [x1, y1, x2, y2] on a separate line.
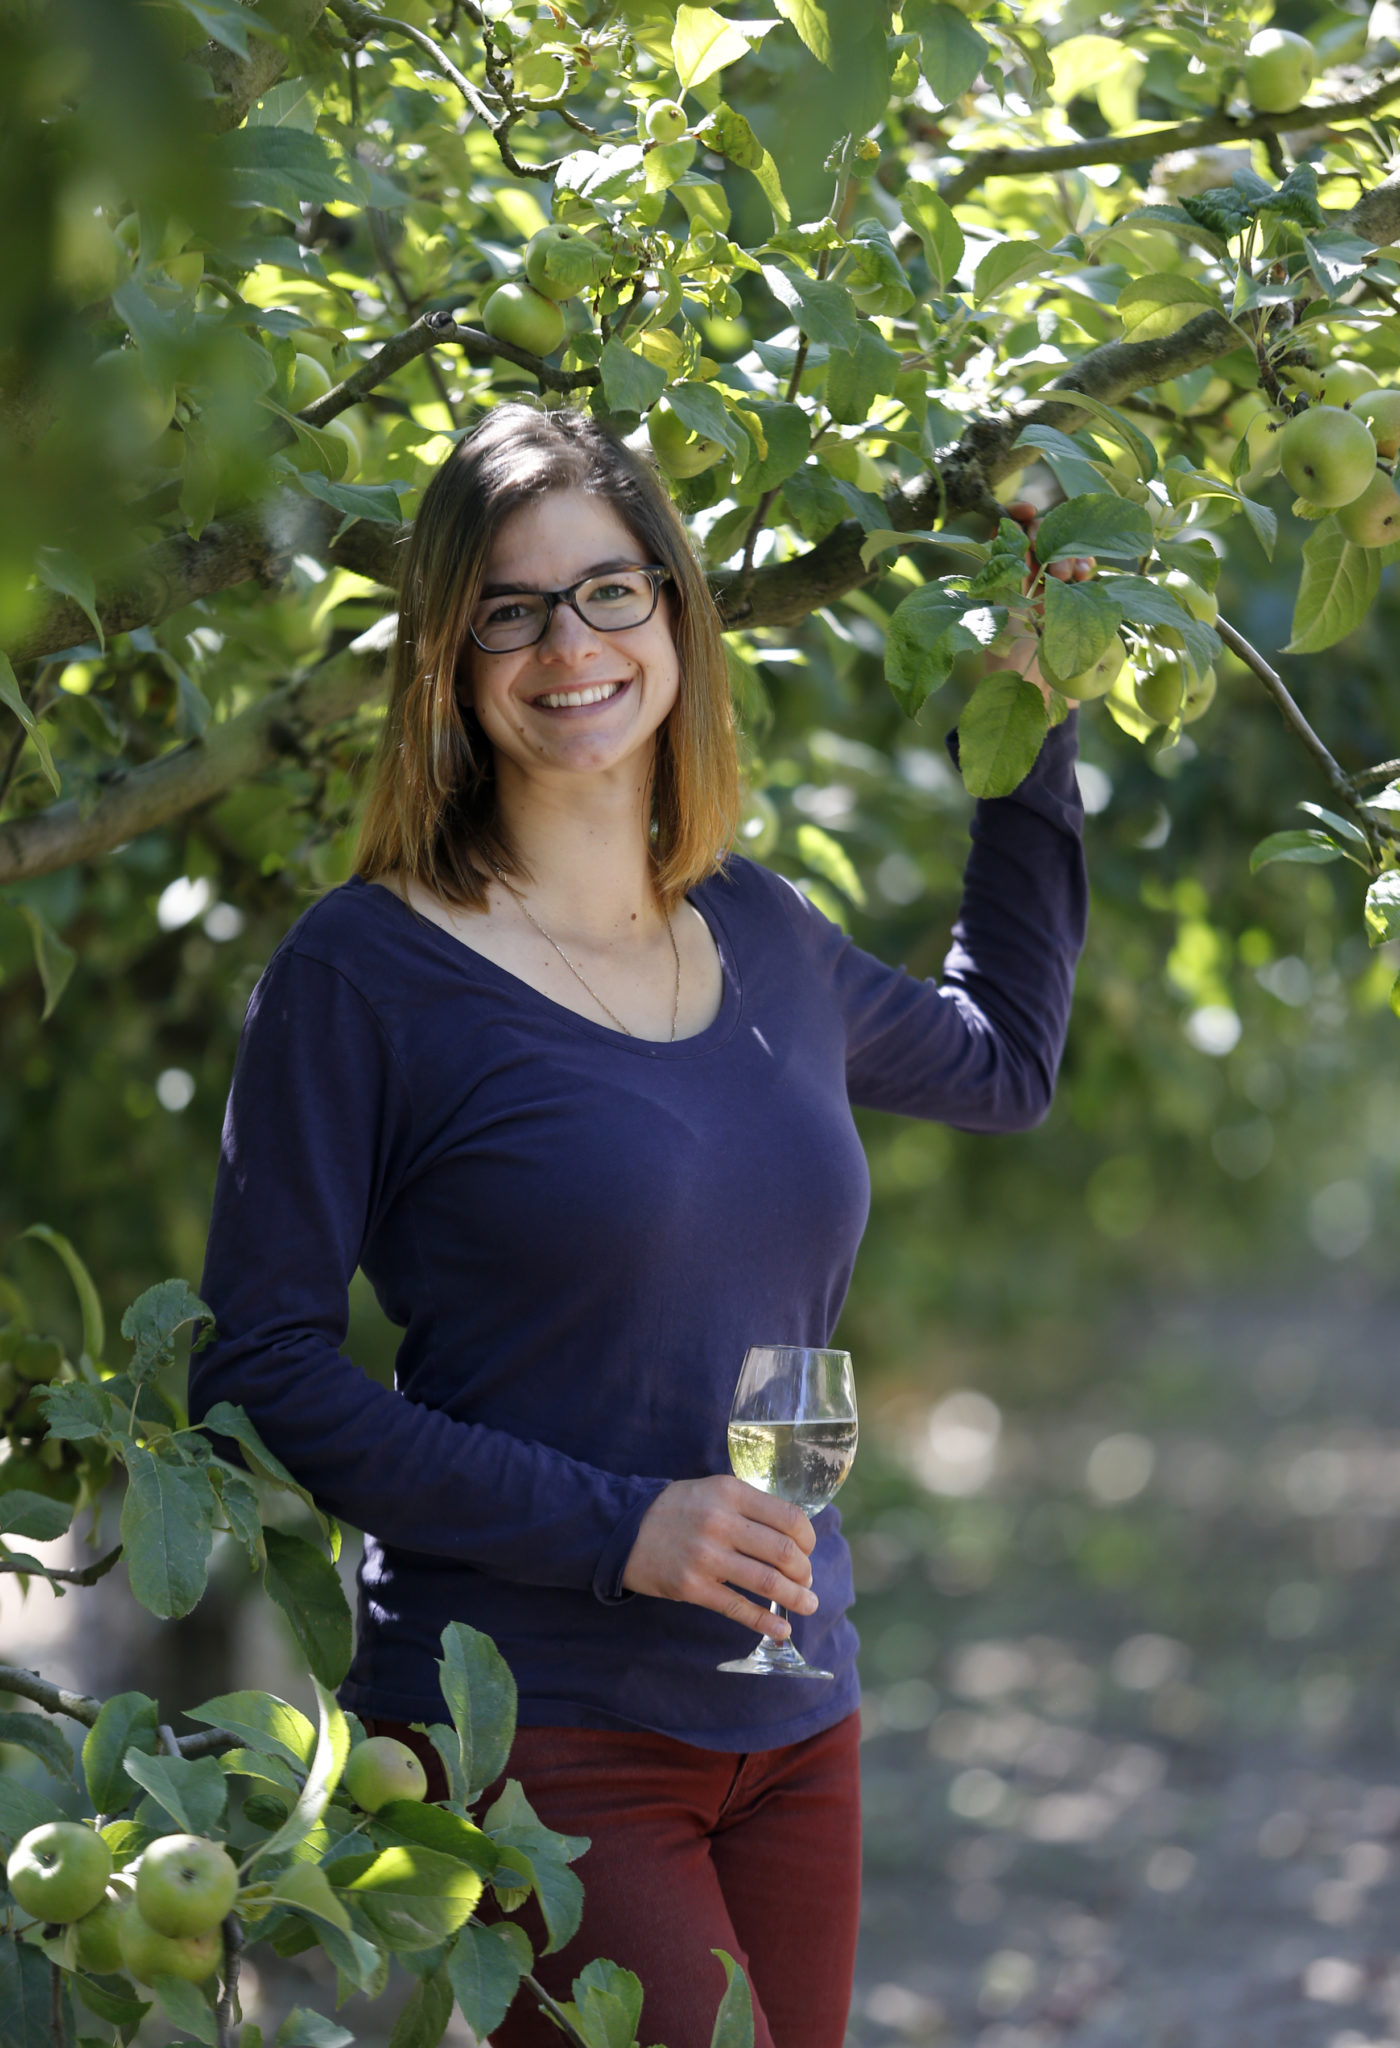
[1337, 468, 1400, 546]
[1181, 665, 1218, 723]
[647, 400, 725, 479]
[523, 226, 610, 303]
[289, 352, 333, 412]
[514, 50, 567, 99]
[1278, 405, 1377, 507]
[136, 1834, 239, 1937]
[13, 1333, 63, 1382]
[117, 1904, 222, 1985]
[643, 98, 688, 145]
[1163, 569, 1218, 627]
[1136, 659, 1184, 726]
[481, 280, 567, 357]
[325, 414, 363, 482]
[293, 330, 343, 377]
[1354, 388, 1400, 459]
[92, 350, 175, 447]
[161, 250, 204, 294]
[7, 1824, 113, 1924]
[1053, 636, 1125, 702]
[343, 1735, 429, 1813]
[74, 1894, 126, 1974]
[1245, 28, 1316, 114]
[1317, 361, 1379, 407]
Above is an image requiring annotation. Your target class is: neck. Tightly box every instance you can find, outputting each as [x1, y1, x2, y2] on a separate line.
[493, 753, 663, 941]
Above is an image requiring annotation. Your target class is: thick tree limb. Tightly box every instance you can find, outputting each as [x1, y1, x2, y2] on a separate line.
[938, 71, 1400, 207]
[0, 1664, 103, 1728]
[0, 631, 390, 883]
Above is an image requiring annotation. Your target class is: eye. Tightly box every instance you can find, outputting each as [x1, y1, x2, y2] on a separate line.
[590, 580, 640, 602]
[482, 598, 534, 624]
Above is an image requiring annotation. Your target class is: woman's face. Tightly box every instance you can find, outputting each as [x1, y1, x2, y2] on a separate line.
[466, 488, 680, 794]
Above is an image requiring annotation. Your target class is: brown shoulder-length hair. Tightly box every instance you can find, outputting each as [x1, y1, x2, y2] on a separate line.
[354, 402, 741, 914]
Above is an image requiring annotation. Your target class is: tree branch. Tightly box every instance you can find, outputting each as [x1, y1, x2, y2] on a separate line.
[937, 71, 1400, 207]
[0, 628, 391, 884]
[0, 1543, 123, 1588]
[0, 1664, 104, 1728]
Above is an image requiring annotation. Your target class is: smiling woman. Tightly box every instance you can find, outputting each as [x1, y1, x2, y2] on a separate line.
[189, 401, 1088, 2048]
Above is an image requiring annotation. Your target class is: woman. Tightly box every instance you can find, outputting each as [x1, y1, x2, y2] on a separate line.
[190, 403, 1087, 2047]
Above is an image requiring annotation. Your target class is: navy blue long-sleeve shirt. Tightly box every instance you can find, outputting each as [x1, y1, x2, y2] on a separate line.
[190, 716, 1086, 1750]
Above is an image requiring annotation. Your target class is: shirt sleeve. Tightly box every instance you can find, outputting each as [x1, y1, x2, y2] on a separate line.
[776, 712, 1087, 1131]
[189, 944, 669, 1601]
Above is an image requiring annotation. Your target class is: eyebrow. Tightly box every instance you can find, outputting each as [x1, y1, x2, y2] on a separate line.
[478, 558, 643, 598]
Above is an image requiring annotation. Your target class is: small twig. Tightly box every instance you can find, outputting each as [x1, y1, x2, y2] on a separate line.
[216, 1914, 244, 2048]
[1216, 617, 1362, 815]
[157, 1722, 182, 1760]
[51, 1959, 68, 2048]
[937, 71, 1400, 206]
[523, 1973, 590, 2047]
[1357, 757, 1400, 785]
[0, 1662, 232, 1754]
[0, 1543, 124, 1588]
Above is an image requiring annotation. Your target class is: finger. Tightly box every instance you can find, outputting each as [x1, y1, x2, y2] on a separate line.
[724, 1547, 820, 1615]
[724, 1478, 816, 1554]
[730, 1513, 815, 1589]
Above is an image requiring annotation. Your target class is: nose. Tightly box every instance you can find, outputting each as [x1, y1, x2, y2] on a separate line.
[537, 597, 603, 661]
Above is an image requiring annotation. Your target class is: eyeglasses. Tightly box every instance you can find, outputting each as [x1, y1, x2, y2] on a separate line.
[468, 565, 672, 653]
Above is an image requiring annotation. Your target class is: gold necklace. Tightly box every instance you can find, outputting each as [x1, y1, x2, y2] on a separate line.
[491, 867, 680, 1041]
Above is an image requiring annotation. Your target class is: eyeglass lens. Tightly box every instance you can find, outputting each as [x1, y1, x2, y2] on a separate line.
[472, 570, 659, 651]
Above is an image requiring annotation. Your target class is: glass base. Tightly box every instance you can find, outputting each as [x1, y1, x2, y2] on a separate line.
[718, 1638, 833, 1679]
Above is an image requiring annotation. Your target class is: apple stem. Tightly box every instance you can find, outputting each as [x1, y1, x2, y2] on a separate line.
[216, 1914, 244, 2048]
[50, 1958, 67, 2048]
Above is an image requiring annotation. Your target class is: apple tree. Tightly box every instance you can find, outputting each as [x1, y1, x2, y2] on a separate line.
[0, 1234, 758, 2047]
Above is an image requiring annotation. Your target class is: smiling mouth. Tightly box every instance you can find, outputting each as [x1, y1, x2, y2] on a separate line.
[532, 679, 629, 711]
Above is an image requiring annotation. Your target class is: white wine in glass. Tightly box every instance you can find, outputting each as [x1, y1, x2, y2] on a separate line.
[718, 1344, 857, 1679]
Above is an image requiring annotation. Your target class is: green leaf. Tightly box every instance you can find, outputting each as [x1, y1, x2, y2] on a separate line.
[187, 1693, 316, 1772]
[568, 1957, 645, 2048]
[175, 0, 272, 57]
[341, 1846, 484, 1953]
[743, 402, 810, 491]
[666, 383, 751, 469]
[1047, 390, 1158, 482]
[1260, 162, 1327, 232]
[825, 326, 901, 427]
[1365, 872, 1400, 945]
[294, 473, 404, 535]
[446, 1922, 531, 2041]
[972, 240, 1053, 307]
[276, 2007, 356, 2048]
[438, 1622, 517, 1804]
[252, 1677, 351, 1868]
[1298, 801, 1369, 847]
[759, 265, 860, 352]
[83, 1692, 160, 1815]
[35, 548, 104, 650]
[34, 1380, 111, 1443]
[0, 1932, 55, 2048]
[120, 1278, 211, 1383]
[482, 1781, 588, 1955]
[0, 1778, 68, 1845]
[214, 127, 359, 215]
[709, 1949, 755, 2048]
[600, 340, 667, 415]
[796, 824, 865, 906]
[152, 1972, 218, 2046]
[388, 1964, 453, 2048]
[1033, 491, 1153, 563]
[263, 1528, 354, 1690]
[1041, 576, 1122, 679]
[957, 670, 1049, 799]
[72, 1973, 151, 2029]
[884, 584, 975, 717]
[1106, 575, 1198, 633]
[1284, 519, 1380, 653]
[371, 1798, 499, 1876]
[1249, 829, 1346, 872]
[919, 4, 991, 105]
[209, 1463, 266, 1570]
[199, 1402, 339, 1555]
[265, 1863, 355, 1936]
[0, 1492, 73, 1541]
[19, 1225, 104, 1363]
[0, 1712, 77, 1788]
[123, 1751, 228, 1835]
[0, 653, 60, 795]
[900, 183, 963, 292]
[672, 5, 752, 87]
[13, 906, 75, 1019]
[120, 1446, 215, 1620]
[1117, 273, 1226, 339]
[774, 0, 836, 63]
[1011, 425, 1106, 501]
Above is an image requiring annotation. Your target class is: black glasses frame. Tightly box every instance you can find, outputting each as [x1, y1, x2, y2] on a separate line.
[468, 565, 672, 652]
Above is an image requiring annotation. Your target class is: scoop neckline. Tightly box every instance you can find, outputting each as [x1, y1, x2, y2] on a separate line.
[348, 870, 744, 1058]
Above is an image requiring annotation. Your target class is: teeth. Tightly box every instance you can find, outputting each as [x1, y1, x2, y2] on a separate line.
[537, 680, 624, 710]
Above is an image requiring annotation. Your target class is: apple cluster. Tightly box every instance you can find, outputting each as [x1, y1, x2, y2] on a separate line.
[481, 226, 611, 359]
[0, 1319, 93, 1506]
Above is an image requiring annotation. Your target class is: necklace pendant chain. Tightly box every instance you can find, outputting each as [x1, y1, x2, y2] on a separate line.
[492, 868, 680, 1041]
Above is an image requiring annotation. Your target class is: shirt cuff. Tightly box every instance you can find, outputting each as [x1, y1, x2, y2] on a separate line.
[591, 1478, 672, 1606]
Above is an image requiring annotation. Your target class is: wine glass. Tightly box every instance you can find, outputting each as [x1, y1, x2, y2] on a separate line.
[717, 1345, 857, 1678]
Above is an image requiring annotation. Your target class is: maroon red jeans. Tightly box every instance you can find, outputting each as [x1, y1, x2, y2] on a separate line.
[360, 1711, 862, 2048]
